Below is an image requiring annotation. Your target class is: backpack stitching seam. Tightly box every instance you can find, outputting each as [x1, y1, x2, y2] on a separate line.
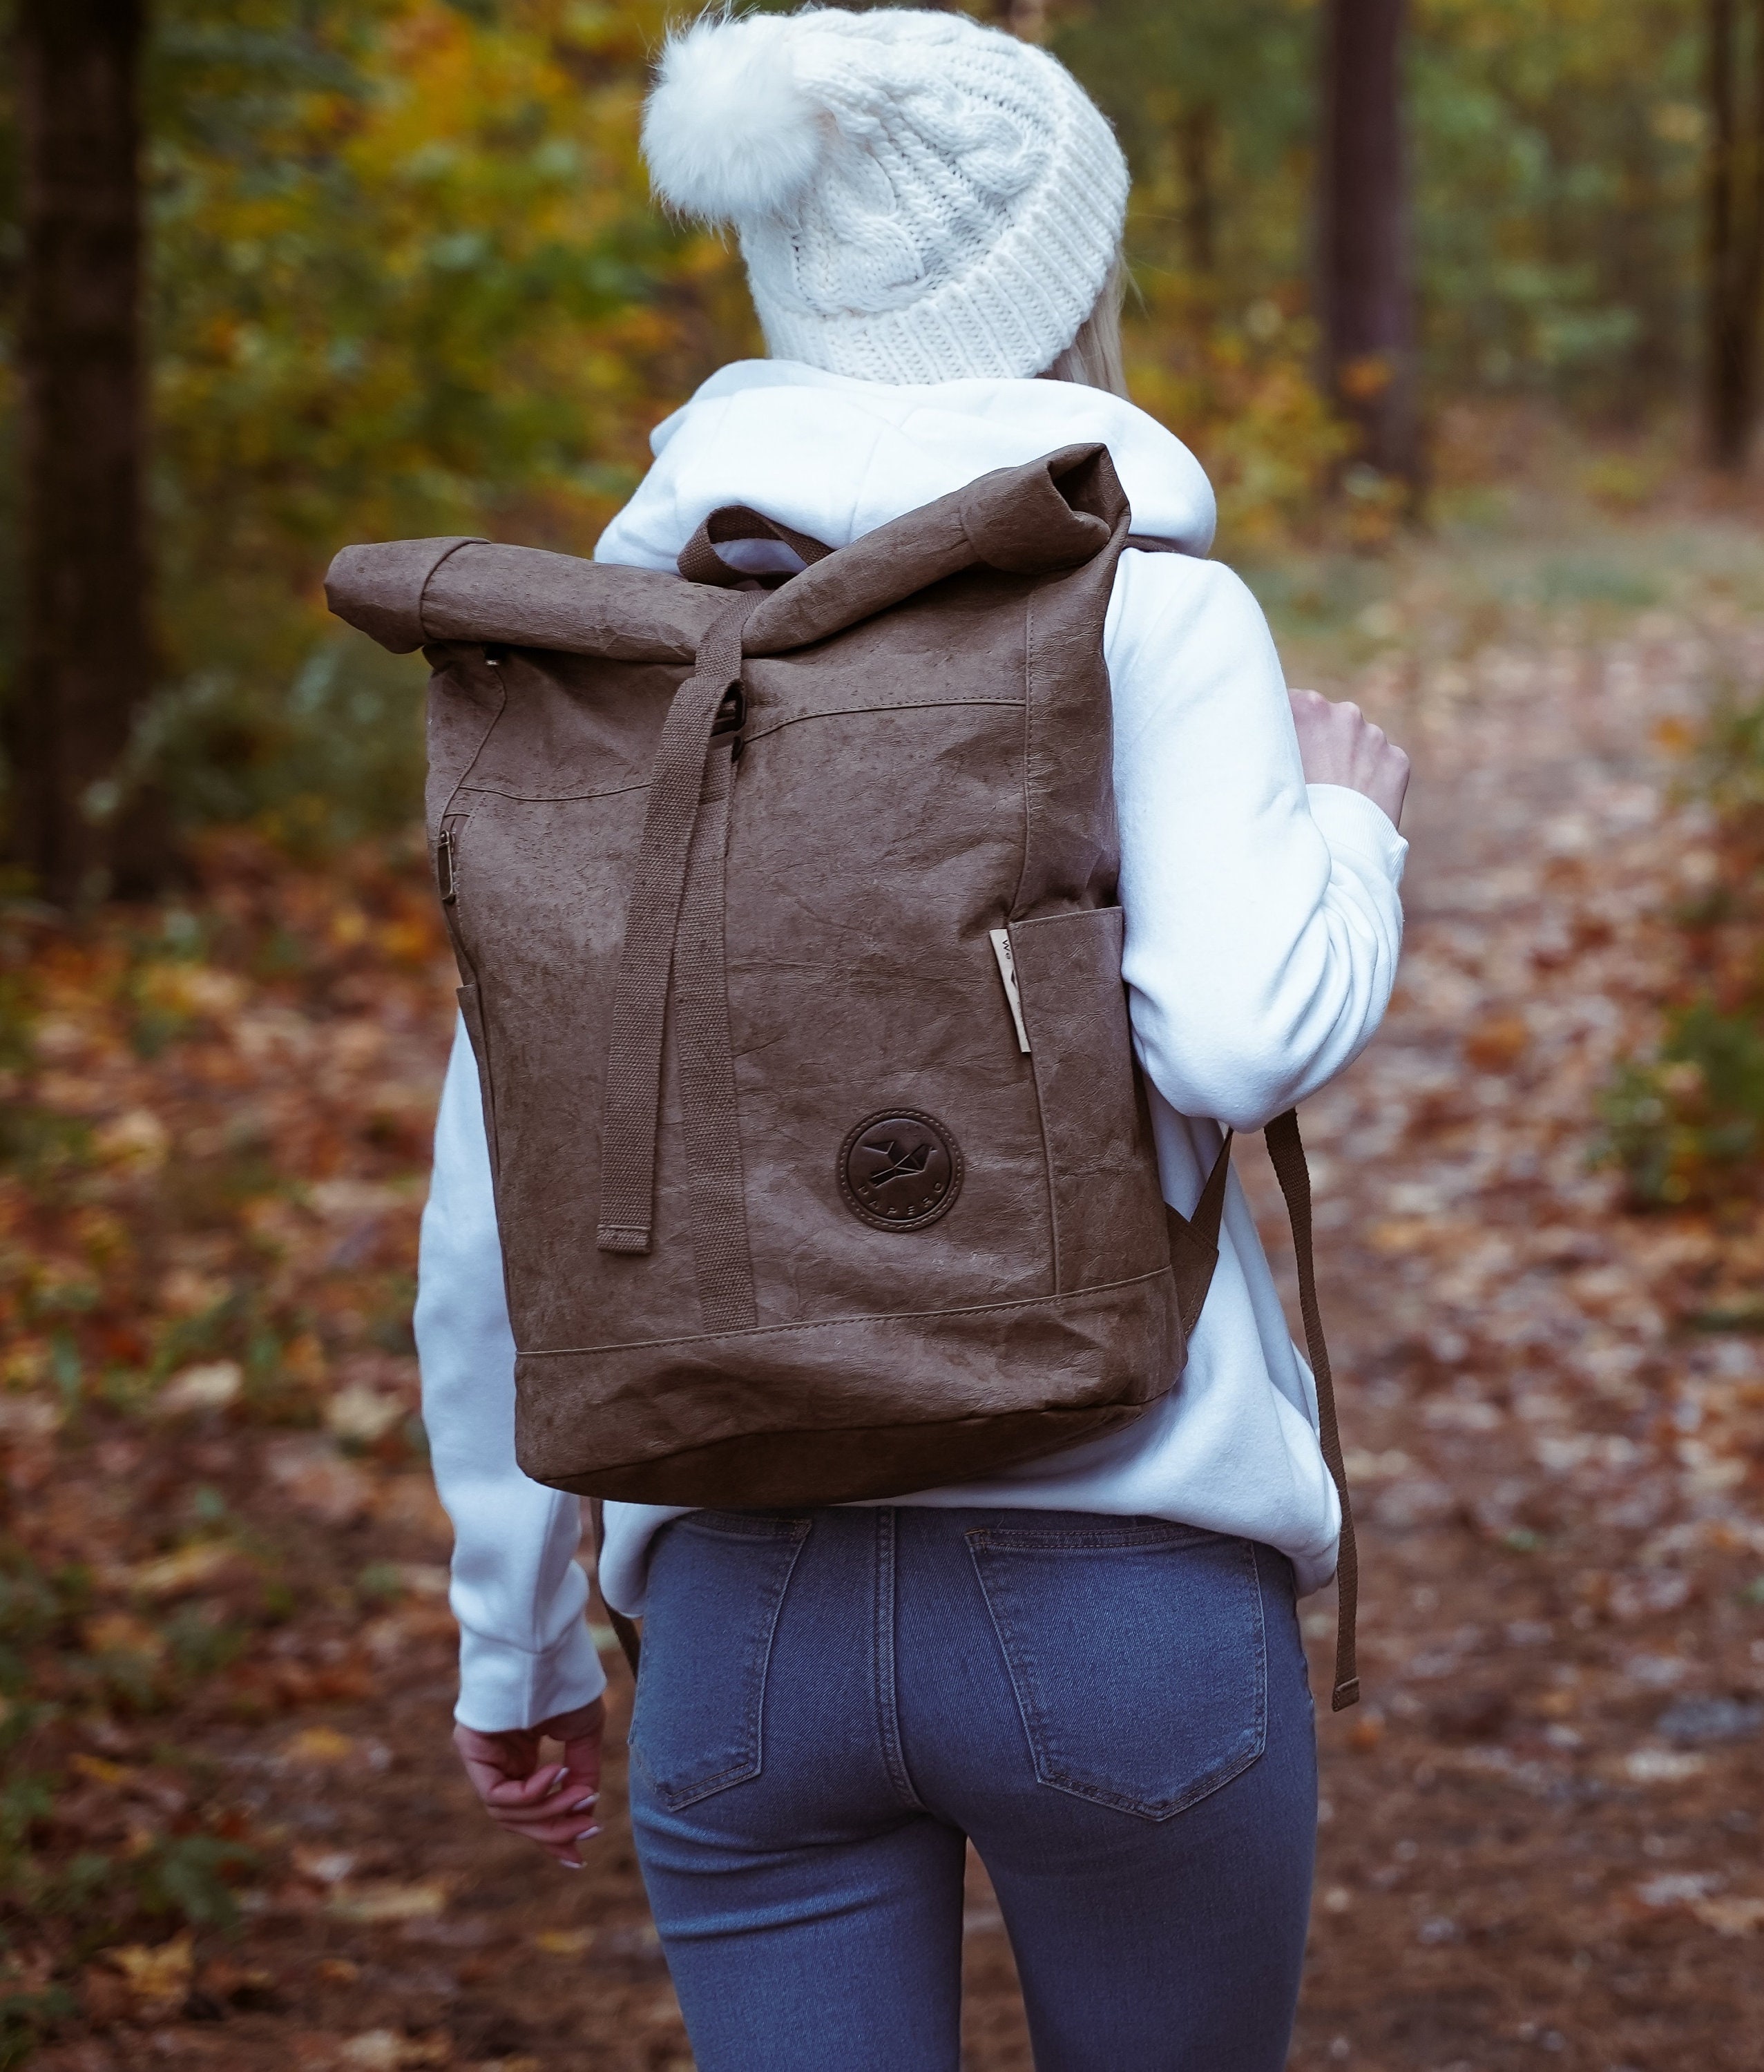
[517, 1263, 1173, 1359]
[449, 700, 1028, 806]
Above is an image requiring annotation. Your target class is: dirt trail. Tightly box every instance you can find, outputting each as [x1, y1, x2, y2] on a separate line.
[1270, 607, 1764, 2072]
[13, 594, 1763, 2072]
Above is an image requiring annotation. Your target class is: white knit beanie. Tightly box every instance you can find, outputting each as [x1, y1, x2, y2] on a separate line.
[641, 6, 1129, 385]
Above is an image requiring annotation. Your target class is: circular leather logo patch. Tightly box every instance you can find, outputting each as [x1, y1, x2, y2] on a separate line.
[838, 1110, 963, 1232]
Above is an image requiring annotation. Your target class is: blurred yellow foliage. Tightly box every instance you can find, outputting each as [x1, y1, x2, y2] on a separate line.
[136, 0, 754, 838]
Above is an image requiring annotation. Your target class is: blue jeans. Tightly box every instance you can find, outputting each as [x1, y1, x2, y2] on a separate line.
[626, 1507, 1317, 2071]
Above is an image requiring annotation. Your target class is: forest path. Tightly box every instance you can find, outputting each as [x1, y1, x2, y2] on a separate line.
[1262, 597, 1764, 2072]
[20, 574, 1763, 2072]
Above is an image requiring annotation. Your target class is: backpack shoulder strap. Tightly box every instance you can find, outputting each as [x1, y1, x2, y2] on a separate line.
[678, 507, 833, 588]
[1122, 533, 1202, 557]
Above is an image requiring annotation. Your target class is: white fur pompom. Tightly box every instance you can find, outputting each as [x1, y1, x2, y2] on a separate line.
[642, 12, 828, 223]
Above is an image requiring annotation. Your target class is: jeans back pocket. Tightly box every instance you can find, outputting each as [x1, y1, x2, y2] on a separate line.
[629, 1510, 811, 1810]
[967, 1521, 1267, 1821]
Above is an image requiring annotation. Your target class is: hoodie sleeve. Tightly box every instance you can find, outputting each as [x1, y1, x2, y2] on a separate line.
[1106, 551, 1407, 1133]
[414, 1018, 606, 1732]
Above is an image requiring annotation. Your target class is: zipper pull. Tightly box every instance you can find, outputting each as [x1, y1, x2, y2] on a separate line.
[437, 827, 457, 905]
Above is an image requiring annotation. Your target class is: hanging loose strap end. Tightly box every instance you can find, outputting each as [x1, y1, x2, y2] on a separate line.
[1263, 1105, 1363, 1714]
[1327, 1499, 1361, 1710]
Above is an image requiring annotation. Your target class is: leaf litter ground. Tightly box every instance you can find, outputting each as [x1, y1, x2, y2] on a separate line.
[3, 521, 1763, 2071]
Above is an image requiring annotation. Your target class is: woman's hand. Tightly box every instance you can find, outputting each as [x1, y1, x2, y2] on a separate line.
[453, 1697, 606, 1869]
[1289, 689, 1410, 830]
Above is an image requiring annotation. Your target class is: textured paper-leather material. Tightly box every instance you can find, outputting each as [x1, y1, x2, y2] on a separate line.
[518, 1269, 1178, 1505]
[328, 445, 1207, 1506]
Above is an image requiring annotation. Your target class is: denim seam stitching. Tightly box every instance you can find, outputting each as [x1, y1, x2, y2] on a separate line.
[1248, 1539, 1270, 1755]
[874, 1510, 926, 1812]
[677, 1514, 815, 1542]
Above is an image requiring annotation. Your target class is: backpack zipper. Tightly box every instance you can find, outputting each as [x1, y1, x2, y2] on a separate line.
[436, 644, 501, 908]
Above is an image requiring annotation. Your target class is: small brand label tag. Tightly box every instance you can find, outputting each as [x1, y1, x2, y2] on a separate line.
[989, 929, 1031, 1054]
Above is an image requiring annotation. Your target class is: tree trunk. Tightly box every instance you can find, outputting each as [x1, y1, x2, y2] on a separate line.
[1613, 99, 1676, 416]
[1703, 0, 1764, 470]
[1318, 0, 1421, 498]
[1706, 0, 1747, 466]
[8, 0, 159, 903]
[1177, 104, 1219, 278]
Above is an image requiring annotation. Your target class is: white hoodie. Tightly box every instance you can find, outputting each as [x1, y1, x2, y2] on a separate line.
[415, 363, 1407, 1732]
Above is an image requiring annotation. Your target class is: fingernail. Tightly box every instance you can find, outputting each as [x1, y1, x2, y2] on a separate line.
[571, 1795, 597, 1812]
[559, 1859, 584, 1872]
[576, 1826, 600, 1844]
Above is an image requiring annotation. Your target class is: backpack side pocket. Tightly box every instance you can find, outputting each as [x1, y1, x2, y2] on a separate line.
[1008, 905, 1169, 1296]
[455, 981, 501, 1187]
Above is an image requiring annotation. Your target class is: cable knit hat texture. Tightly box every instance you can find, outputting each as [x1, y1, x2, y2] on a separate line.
[641, 7, 1129, 385]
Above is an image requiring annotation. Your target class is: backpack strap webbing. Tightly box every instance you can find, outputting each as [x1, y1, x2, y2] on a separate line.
[679, 506, 833, 588]
[593, 510, 830, 1295]
[597, 590, 763, 1278]
[1263, 1108, 1360, 1711]
[1162, 1117, 1359, 1709]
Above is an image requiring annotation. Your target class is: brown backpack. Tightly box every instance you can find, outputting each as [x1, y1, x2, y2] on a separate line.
[327, 443, 1360, 1709]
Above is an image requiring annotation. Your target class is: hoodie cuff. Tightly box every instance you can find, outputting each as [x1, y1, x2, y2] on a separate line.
[453, 1618, 608, 1734]
[1306, 782, 1408, 880]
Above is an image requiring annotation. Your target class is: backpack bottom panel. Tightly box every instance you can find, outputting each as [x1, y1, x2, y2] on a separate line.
[512, 1263, 1183, 1506]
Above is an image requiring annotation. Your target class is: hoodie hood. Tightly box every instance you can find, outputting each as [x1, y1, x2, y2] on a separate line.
[594, 360, 1217, 573]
